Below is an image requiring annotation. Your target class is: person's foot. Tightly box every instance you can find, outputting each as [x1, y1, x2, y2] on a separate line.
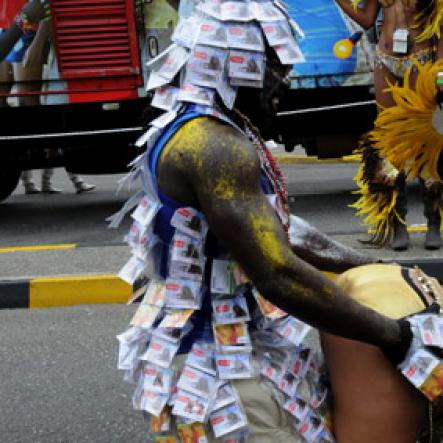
[24, 182, 40, 194]
[41, 183, 62, 193]
[424, 224, 442, 250]
[75, 182, 95, 194]
[391, 223, 409, 251]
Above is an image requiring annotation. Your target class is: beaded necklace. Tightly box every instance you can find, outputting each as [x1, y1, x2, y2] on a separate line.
[234, 110, 290, 233]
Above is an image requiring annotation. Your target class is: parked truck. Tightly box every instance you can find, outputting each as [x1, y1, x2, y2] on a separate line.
[0, 0, 376, 202]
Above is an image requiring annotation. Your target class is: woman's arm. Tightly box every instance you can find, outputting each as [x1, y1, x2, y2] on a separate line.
[335, 0, 380, 30]
[23, 19, 52, 67]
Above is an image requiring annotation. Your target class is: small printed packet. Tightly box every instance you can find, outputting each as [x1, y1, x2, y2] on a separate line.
[143, 280, 166, 308]
[125, 222, 156, 260]
[400, 348, 443, 400]
[171, 232, 204, 265]
[153, 434, 178, 443]
[226, 23, 264, 52]
[216, 353, 253, 379]
[211, 260, 236, 295]
[159, 308, 195, 329]
[210, 402, 248, 438]
[228, 50, 264, 81]
[185, 68, 219, 90]
[172, 16, 201, 48]
[197, 0, 222, 20]
[130, 304, 161, 330]
[153, 321, 193, 344]
[131, 195, 161, 227]
[260, 357, 284, 384]
[216, 73, 238, 110]
[252, 289, 287, 320]
[172, 389, 211, 422]
[171, 207, 208, 240]
[221, 1, 255, 21]
[309, 381, 328, 410]
[276, 316, 311, 346]
[294, 410, 325, 443]
[212, 294, 250, 324]
[277, 371, 301, 397]
[118, 339, 143, 371]
[143, 363, 173, 394]
[289, 346, 314, 378]
[177, 421, 208, 443]
[198, 20, 228, 48]
[222, 429, 249, 443]
[284, 396, 310, 421]
[151, 44, 190, 81]
[141, 336, 180, 368]
[274, 41, 305, 65]
[118, 255, 145, 285]
[212, 382, 236, 410]
[214, 322, 250, 347]
[151, 110, 178, 129]
[178, 83, 215, 106]
[150, 406, 172, 433]
[188, 45, 227, 78]
[165, 278, 202, 309]
[177, 365, 218, 398]
[229, 77, 263, 88]
[140, 389, 169, 417]
[151, 86, 180, 111]
[170, 260, 206, 283]
[261, 20, 293, 46]
[415, 314, 443, 347]
[253, 1, 286, 21]
[187, 342, 217, 375]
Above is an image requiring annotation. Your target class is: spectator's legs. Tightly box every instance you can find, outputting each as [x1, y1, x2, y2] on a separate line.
[41, 168, 62, 193]
[21, 170, 39, 194]
[67, 171, 96, 194]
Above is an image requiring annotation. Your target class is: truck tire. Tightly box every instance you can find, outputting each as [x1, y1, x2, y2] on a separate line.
[0, 168, 20, 202]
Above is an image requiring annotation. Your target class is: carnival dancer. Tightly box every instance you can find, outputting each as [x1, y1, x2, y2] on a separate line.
[113, 0, 443, 441]
[335, 0, 443, 250]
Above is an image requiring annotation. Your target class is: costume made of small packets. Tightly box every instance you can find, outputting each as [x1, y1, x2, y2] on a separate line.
[146, 0, 305, 113]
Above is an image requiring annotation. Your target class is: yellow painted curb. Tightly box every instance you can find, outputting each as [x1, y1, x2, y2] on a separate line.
[274, 154, 359, 165]
[0, 243, 77, 253]
[29, 274, 131, 309]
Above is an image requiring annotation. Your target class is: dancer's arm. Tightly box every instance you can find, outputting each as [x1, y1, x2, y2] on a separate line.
[334, 0, 379, 30]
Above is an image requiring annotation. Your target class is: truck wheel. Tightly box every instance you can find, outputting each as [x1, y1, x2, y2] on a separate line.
[0, 168, 20, 202]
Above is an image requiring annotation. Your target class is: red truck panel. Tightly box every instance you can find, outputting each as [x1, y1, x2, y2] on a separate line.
[0, 0, 26, 29]
[49, 0, 142, 103]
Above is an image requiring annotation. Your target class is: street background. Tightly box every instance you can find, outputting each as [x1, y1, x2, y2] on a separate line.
[0, 164, 441, 442]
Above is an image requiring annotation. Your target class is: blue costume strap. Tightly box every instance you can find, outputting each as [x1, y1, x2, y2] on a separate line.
[148, 111, 206, 180]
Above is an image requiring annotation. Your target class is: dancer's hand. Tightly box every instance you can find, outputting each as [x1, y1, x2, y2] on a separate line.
[22, 0, 45, 24]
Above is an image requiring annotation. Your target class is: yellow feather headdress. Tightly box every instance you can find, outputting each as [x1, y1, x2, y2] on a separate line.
[370, 59, 443, 182]
[415, 0, 443, 42]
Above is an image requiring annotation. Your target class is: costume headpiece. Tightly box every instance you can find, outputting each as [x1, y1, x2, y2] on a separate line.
[145, 0, 304, 112]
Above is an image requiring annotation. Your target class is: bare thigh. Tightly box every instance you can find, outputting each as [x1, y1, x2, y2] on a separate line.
[321, 333, 427, 443]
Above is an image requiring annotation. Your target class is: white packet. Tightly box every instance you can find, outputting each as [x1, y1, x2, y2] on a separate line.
[172, 16, 201, 48]
[226, 23, 264, 51]
[165, 278, 203, 309]
[171, 232, 205, 265]
[211, 381, 236, 411]
[150, 109, 179, 129]
[187, 342, 217, 375]
[277, 372, 301, 397]
[261, 20, 293, 46]
[141, 336, 180, 368]
[159, 308, 195, 329]
[142, 280, 166, 307]
[275, 316, 311, 346]
[171, 207, 208, 239]
[197, 0, 222, 20]
[143, 363, 174, 394]
[228, 51, 264, 81]
[118, 340, 144, 371]
[217, 73, 238, 109]
[131, 195, 161, 227]
[416, 314, 443, 347]
[288, 346, 314, 378]
[172, 389, 212, 422]
[151, 86, 180, 111]
[198, 20, 228, 48]
[215, 352, 253, 379]
[284, 396, 310, 421]
[212, 294, 250, 324]
[118, 255, 145, 285]
[148, 44, 190, 82]
[211, 259, 236, 295]
[229, 77, 263, 88]
[140, 389, 169, 417]
[274, 41, 305, 65]
[177, 365, 218, 399]
[210, 402, 248, 438]
[177, 83, 216, 106]
[169, 260, 206, 283]
[260, 357, 284, 384]
[185, 68, 219, 89]
[130, 304, 161, 330]
[253, 1, 285, 21]
[188, 45, 227, 77]
[221, 1, 255, 21]
[294, 410, 325, 443]
[153, 321, 193, 344]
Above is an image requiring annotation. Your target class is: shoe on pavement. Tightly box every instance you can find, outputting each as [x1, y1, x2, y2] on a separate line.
[24, 182, 40, 194]
[75, 182, 95, 194]
[41, 183, 62, 193]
